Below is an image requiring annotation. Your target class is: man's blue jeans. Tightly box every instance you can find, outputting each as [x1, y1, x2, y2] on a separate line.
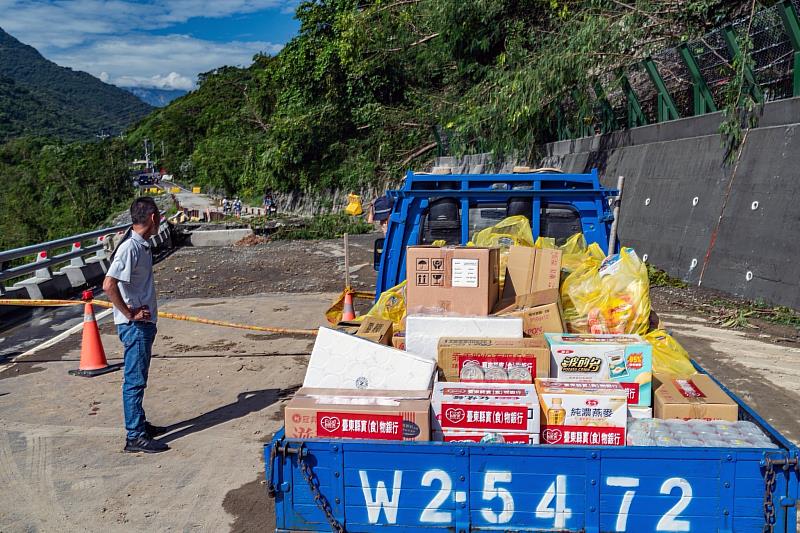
[118, 322, 157, 440]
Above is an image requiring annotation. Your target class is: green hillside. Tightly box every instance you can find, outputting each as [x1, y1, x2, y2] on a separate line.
[0, 27, 153, 142]
[130, 0, 746, 198]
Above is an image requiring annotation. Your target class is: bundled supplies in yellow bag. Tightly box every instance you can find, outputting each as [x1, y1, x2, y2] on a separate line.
[644, 329, 696, 377]
[561, 247, 651, 335]
[362, 280, 407, 331]
[472, 215, 534, 286]
[344, 193, 363, 216]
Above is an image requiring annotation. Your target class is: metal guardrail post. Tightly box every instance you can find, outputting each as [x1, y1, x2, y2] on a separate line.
[643, 58, 680, 122]
[69, 243, 86, 267]
[621, 73, 648, 128]
[593, 82, 619, 133]
[678, 43, 718, 115]
[779, 0, 800, 97]
[722, 25, 764, 104]
[34, 251, 52, 280]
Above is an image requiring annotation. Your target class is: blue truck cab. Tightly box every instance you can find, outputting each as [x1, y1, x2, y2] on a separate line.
[268, 169, 799, 532]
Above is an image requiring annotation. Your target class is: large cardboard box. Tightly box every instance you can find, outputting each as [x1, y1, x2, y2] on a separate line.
[356, 317, 393, 345]
[545, 333, 653, 407]
[431, 382, 540, 434]
[406, 246, 500, 316]
[536, 379, 627, 446]
[654, 373, 738, 421]
[406, 315, 522, 361]
[285, 388, 431, 441]
[497, 247, 562, 310]
[434, 430, 539, 444]
[303, 327, 435, 390]
[437, 337, 550, 382]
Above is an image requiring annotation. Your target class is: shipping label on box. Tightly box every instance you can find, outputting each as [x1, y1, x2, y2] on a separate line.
[545, 333, 653, 407]
[406, 246, 500, 316]
[536, 379, 627, 446]
[285, 391, 430, 441]
[654, 373, 738, 421]
[431, 382, 540, 433]
[434, 430, 539, 444]
[437, 337, 549, 382]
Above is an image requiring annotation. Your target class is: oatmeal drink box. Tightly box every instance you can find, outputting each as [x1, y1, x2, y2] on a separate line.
[535, 379, 627, 446]
[431, 382, 540, 435]
[545, 333, 653, 407]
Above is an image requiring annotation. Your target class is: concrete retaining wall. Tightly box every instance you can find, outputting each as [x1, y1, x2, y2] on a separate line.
[541, 97, 800, 309]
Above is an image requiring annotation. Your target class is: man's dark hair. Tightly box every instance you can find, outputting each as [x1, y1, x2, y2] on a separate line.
[130, 197, 159, 225]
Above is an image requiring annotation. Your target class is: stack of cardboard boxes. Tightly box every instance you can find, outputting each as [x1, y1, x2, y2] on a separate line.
[284, 241, 741, 447]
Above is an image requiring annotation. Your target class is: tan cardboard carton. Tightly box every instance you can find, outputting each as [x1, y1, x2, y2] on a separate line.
[356, 317, 393, 345]
[285, 388, 431, 441]
[437, 337, 550, 382]
[406, 246, 500, 316]
[497, 246, 563, 310]
[501, 301, 565, 339]
[391, 331, 406, 350]
[654, 373, 738, 421]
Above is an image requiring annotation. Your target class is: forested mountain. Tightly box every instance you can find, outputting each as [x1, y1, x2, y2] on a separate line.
[124, 87, 188, 107]
[0, 27, 153, 142]
[130, 0, 748, 198]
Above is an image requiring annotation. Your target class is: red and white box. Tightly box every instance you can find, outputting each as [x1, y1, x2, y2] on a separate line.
[535, 379, 627, 446]
[434, 430, 540, 444]
[431, 382, 540, 434]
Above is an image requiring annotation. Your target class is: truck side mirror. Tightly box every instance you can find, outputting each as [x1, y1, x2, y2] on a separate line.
[373, 237, 385, 271]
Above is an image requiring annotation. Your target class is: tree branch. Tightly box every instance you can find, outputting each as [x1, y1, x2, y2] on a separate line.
[386, 33, 440, 53]
[399, 142, 437, 167]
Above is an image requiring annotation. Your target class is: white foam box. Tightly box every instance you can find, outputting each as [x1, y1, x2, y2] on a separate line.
[303, 327, 435, 390]
[431, 381, 540, 434]
[406, 315, 523, 361]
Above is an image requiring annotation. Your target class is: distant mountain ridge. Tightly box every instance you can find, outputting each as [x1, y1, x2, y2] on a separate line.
[124, 87, 188, 107]
[0, 27, 153, 142]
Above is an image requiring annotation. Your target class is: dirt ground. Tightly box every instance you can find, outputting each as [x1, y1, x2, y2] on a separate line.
[0, 234, 798, 532]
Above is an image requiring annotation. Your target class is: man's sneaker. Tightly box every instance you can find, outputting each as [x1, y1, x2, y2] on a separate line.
[144, 422, 168, 439]
[124, 436, 170, 453]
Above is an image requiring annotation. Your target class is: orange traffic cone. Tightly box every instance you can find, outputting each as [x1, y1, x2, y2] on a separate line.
[69, 291, 122, 377]
[341, 291, 356, 321]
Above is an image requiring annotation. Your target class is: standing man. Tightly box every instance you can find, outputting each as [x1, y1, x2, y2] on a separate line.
[103, 197, 169, 453]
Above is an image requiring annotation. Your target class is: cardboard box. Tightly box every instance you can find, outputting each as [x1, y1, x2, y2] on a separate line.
[501, 302, 565, 338]
[391, 331, 406, 350]
[437, 337, 550, 382]
[434, 430, 539, 444]
[431, 382, 540, 434]
[406, 246, 500, 316]
[653, 373, 738, 421]
[536, 379, 627, 446]
[545, 333, 653, 407]
[497, 247, 562, 310]
[303, 327, 435, 390]
[406, 315, 522, 361]
[356, 317, 393, 345]
[285, 388, 430, 441]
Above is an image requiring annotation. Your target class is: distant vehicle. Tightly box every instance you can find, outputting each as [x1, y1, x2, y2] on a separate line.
[129, 140, 161, 187]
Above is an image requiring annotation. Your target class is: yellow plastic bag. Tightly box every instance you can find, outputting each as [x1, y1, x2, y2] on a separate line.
[325, 289, 376, 325]
[472, 215, 534, 286]
[644, 329, 696, 377]
[362, 280, 407, 331]
[561, 247, 651, 335]
[344, 193, 363, 216]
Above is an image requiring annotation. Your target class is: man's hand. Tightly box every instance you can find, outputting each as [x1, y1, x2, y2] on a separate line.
[130, 306, 151, 322]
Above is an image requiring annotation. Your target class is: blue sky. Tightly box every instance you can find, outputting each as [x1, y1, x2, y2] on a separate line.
[0, 0, 301, 90]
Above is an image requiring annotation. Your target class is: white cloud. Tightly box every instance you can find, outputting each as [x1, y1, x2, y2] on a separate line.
[0, 0, 293, 89]
[48, 33, 283, 89]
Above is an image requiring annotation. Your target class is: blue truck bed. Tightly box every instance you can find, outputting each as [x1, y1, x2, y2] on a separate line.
[267, 365, 798, 532]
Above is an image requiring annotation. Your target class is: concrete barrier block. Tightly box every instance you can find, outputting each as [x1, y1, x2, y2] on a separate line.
[186, 229, 253, 247]
[13, 273, 73, 300]
[85, 257, 109, 273]
[60, 262, 105, 289]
